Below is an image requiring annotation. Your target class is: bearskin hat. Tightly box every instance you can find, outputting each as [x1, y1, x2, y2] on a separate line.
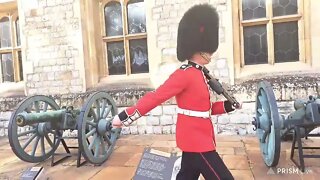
[177, 4, 219, 62]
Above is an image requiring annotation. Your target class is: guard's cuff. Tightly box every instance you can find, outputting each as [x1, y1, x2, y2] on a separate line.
[224, 101, 235, 113]
[118, 109, 141, 126]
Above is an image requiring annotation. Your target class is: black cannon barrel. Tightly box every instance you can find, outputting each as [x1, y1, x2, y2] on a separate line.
[16, 110, 66, 127]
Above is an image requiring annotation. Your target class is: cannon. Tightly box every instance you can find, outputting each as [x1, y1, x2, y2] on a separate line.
[8, 91, 121, 167]
[252, 81, 320, 172]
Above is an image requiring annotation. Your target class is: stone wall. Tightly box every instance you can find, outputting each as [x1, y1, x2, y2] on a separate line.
[117, 101, 296, 136]
[0, 87, 155, 136]
[1, 75, 319, 137]
[117, 73, 320, 136]
[19, 0, 84, 95]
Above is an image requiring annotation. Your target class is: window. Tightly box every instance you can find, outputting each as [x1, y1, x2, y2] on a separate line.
[0, 13, 22, 82]
[102, 0, 148, 76]
[234, 0, 309, 69]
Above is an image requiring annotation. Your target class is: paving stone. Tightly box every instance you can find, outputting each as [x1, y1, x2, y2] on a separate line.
[149, 147, 181, 154]
[234, 147, 247, 155]
[1, 134, 320, 180]
[246, 150, 264, 164]
[299, 167, 320, 179]
[223, 155, 250, 170]
[230, 170, 254, 180]
[115, 137, 154, 146]
[151, 134, 176, 141]
[105, 152, 137, 167]
[278, 151, 298, 167]
[151, 140, 177, 148]
[247, 151, 302, 179]
[281, 141, 295, 152]
[244, 143, 260, 151]
[300, 157, 320, 167]
[113, 145, 145, 154]
[0, 137, 9, 147]
[40, 163, 104, 180]
[217, 141, 244, 147]
[124, 153, 143, 167]
[0, 157, 37, 179]
[215, 135, 241, 142]
[0, 142, 13, 151]
[299, 173, 317, 180]
[240, 135, 259, 144]
[116, 135, 158, 146]
[91, 166, 136, 180]
[216, 147, 235, 155]
[118, 134, 134, 140]
[0, 151, 20, 167]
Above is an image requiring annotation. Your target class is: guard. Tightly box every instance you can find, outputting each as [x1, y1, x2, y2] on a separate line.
[113, 3, 239, 180]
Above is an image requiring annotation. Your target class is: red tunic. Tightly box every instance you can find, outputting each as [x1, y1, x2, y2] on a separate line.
[118, 61, 230, 152]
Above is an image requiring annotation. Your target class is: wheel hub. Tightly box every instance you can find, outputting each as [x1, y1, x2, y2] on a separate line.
[37, 123, 49, 136]
[97, 119, 111, 136]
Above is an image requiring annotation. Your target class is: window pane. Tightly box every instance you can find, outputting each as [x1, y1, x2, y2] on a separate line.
[274, 22, 299, 63]
[244, 25, 268, 65]
[127, 0, 146, 34]
[0, 17, 12, 48]
[107, 41, 125, 75]
[18, 51, 23, 80]
[16, 18, 21, 46]
[129, 38, 148, 74]
[242, 0, 266, 20]
[104, 1, 123, 36]
[0, 53, 14, 82]
[273, 0, 297, 17]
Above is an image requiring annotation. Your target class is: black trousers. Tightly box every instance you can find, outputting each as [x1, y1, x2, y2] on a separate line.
[176, 151, 234, 180]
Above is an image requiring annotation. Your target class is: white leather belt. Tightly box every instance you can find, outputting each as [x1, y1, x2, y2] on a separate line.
[177, 107, 211, 118]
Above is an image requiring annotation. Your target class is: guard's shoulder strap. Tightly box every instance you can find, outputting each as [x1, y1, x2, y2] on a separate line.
[179, 64, 192, 70]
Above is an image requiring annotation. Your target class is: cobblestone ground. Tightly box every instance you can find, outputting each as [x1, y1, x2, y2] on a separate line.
[0, 135, 320, 180]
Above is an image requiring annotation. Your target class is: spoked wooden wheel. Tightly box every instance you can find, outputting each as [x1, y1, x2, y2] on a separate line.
[254, 81, 281, 167]
[78, 91, 121, 165]
[8, 95, 61, 163]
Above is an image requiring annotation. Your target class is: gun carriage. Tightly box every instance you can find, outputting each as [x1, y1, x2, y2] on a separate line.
[8, 91, 121, 167]
[252, 81, 320, 172]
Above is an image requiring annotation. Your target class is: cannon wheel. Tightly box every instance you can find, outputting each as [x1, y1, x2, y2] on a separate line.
[8, 95, 61, 163]
[78, 91, 121, 165]
[255, 81, 281, 167]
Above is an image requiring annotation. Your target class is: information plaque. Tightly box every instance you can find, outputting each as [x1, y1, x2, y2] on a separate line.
[133, 148, 182, 180]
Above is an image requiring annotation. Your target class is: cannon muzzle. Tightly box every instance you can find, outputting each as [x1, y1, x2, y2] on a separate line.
[15, 110, 65, 127]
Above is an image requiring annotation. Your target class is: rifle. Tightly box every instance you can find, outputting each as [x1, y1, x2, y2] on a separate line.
[202, 66, 241, 109]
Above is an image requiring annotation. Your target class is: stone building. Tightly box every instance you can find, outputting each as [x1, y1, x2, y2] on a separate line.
[0, 0, 319, 136]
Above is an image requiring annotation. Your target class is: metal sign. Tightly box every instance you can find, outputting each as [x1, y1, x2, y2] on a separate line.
[133, 148, 181, 180]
